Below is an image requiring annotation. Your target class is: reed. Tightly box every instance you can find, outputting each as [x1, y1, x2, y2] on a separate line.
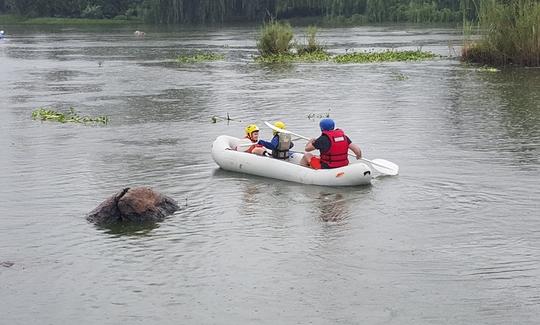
[296, 26, 326, 55]
[462, 0, 540, 66]
[256, 20, 294, 56]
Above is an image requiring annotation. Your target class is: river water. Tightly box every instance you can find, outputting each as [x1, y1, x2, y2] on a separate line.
[1, 24, 539, 324]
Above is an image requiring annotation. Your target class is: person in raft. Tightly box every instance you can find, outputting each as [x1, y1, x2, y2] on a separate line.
[300, 118, 362, 169]
[236, 124, 267, 156]
[257, 121, 294, 159]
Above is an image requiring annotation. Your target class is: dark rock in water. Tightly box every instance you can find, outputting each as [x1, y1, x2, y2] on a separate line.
[1, 261, 14, 268]
[87, 187, 179, 226]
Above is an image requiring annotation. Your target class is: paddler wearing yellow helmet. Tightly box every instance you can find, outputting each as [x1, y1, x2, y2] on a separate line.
[257, 121, 294, 160]
[236, 123, 267, 156]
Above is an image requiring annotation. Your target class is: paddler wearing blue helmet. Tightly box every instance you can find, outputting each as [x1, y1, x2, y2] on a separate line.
[300, 118, 362, 169]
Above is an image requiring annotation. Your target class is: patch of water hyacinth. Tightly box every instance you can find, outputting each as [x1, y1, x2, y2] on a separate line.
[176, 52, 224, 63]
[32, 107, 109, 124]
[256, 49, 435, 64]
[333, 50, 436, 63]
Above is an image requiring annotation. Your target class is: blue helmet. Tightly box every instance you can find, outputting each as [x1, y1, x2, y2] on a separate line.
[319, 118, 335, 131]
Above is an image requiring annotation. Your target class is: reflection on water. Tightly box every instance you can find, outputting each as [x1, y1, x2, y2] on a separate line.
[316, 192, 348, 222]
[1, 24, 539, 325]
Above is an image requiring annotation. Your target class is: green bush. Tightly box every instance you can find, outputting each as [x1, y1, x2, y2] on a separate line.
[297, 26, 326, 55]
[462, 0, 540, 66]
[256, 21, 294, 56]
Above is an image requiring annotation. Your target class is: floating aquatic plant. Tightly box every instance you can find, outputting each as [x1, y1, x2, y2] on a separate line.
[392, 72, 409, 80]
[307, 110, 331, 120]
[255, 50, 331, 63]
[255, 49, 435, 64]
[32, 107, 109, 124]
[211, 113, 242, 123]
[333, 50, 436, 63]
[476, 66, 499, 72]
[176, 52, 224, 63]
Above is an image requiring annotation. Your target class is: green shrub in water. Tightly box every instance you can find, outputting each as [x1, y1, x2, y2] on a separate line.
[296, 26, 326, 55]
[256, 21, 294, 56]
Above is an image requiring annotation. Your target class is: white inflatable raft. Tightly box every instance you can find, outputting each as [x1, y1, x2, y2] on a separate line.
[211, 135, 372, 186]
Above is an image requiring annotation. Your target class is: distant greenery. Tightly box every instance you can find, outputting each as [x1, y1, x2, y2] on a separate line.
[461, 0, 540, 66]
[32, 107, 109, 124]
[22, 17, 138, 25]
[1, 0, 463, 25]
[176, 52, 224, 63]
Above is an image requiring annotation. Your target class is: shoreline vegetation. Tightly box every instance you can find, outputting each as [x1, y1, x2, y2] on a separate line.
[461, 0, 540, 67]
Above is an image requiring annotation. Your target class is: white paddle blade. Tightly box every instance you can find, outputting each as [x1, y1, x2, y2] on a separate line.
[370, 159, 399, 175]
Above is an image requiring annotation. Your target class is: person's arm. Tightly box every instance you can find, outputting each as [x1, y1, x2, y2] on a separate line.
[305, 139, 316, 152]
[349, 143, 362, 160]
[257, 138, 275, 150]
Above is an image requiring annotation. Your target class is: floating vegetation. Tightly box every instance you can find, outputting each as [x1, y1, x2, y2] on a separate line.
[392, 72, 409, 80]
[211, 113, 242, 123]
[307, 110, 331, 120]
[256, 49, 435, 64]
[176, 52, 224, 63]
[334, 50, 436, 63]
[477, 66, 500, 73]
[32, 107, 109, 124]
[255, 51, 331, 63]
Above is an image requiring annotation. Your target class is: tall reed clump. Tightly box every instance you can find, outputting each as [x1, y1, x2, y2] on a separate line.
[462, 0, 540, 66]
[296, 26, 326, 54]
[256, 20, 294, 56]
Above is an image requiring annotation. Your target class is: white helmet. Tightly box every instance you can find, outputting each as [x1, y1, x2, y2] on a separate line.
[0, 31, 4, 35]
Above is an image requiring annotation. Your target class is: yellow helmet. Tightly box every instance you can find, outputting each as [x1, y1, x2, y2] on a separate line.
[273, 121, 286, 135]
[245, 124, 259, 137]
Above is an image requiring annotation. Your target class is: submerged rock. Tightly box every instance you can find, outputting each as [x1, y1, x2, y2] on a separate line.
[87, 187, 179, 226]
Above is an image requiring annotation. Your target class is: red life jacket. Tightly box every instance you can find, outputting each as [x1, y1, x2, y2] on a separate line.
[320, 129, 349, 168]
[244, 135, 263, 153]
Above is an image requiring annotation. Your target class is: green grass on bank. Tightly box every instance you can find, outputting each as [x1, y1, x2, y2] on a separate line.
[461, 0, 540, 66]
[1, 14, 141, 25]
